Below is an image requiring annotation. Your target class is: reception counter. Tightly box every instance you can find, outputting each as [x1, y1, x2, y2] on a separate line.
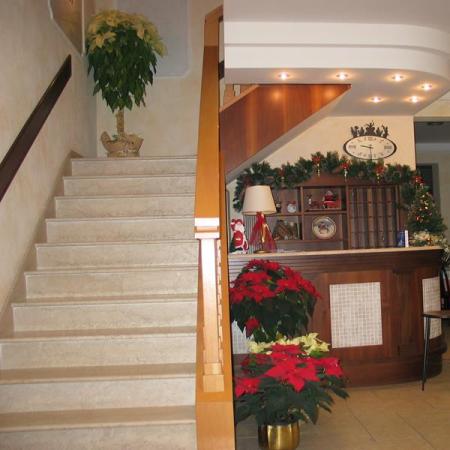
[229, 247, 444, 386]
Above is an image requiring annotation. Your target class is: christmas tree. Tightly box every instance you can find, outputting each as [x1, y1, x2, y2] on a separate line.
[407, 183, 446, 235]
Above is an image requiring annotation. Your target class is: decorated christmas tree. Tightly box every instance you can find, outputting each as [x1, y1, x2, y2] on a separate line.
[407, 183, 446, 235]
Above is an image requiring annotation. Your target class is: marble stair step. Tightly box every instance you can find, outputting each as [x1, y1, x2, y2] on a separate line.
[25, 266, 197, 298]
[0, 364, 195, 413]
[64, 174, 195, 196]
[12, 297, 197, 331]
[23, 292, 197, 305]
[46, 216, 195, 243]
[54, 194, 195, 219]
[35, 240, 198, 269]
[0, 327, 196, 369]
[0, 406, 196, 450]
[71, 156, 197, 176]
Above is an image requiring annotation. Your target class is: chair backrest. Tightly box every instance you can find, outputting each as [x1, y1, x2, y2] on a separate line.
[439, 267, 450, 309]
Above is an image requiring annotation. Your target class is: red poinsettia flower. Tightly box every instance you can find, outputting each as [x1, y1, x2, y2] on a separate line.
[239, 271, 270, 284]
[265, 359, 319, 392]
[315, 357, 344, 377]
[235, 377, 261, 397]
[245, 317, 260, 337]
[275, 277, 299, 293]
[230, 259, 320, 341]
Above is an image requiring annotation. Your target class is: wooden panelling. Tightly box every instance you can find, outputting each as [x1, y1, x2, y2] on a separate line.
[220, 84, 350, 175]
[229, 248, 443, 386]
[195, 6, 235, 449]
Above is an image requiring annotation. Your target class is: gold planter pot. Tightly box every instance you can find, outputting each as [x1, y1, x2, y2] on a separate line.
[258, 422, 300, 450]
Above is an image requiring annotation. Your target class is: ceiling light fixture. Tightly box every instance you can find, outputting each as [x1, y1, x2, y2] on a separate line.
[409, 96, 420, 103]
[391, 74, 405, 82]
[336, 72, 349, 80]
[421, 83, 433, 91]
[370, 96, 382, 103]
[277, 72, 290, 81]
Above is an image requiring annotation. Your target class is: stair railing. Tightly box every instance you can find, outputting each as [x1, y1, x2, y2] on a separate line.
[0, 55, 72, 202]
[194, 6, 235, 449]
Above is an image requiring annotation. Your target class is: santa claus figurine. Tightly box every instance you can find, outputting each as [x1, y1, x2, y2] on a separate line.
[229, 218, 249, 254]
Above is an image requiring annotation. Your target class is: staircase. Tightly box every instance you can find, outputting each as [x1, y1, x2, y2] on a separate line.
[0, 156, 199, 449]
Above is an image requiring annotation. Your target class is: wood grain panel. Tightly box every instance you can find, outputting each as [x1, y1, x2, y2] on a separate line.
[229, 249, 443, 386]
[220, 84, 350, 175]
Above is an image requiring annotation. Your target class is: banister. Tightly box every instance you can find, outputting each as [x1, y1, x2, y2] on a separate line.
[0, 55, 72, 202]
[195, 5, 235, 449]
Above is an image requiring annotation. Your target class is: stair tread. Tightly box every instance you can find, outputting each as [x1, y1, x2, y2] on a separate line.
[73, 156, 196, 161]
[0, 363, 196, 384]
[25, 264, 198, 276]
[46, 215, 194, 223]
[0, 326, 196, 341]
[35, 239, 197, 248]
[64, 174, 196, 180]
[55, 193, 195, 200]
[0, 405, 195, 431]
[14, 292, 197, 305]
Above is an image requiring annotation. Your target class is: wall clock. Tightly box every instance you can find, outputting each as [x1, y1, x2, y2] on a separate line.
[343, 121, 397, 160]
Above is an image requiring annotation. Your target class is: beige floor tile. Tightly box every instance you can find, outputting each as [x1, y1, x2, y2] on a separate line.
[236, 327, 450, 449]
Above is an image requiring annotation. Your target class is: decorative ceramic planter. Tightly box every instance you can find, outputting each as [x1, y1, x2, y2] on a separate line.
[100, 131, 143, 158]
[258, 422, 300, 450]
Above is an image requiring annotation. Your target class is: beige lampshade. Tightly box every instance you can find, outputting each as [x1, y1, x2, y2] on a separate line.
[242, 185, 276, 215]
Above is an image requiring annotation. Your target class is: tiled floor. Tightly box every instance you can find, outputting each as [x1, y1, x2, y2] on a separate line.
[236, 326, 450, 450]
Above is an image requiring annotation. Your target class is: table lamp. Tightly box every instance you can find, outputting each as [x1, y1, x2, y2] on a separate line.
[242, 185, 277, 253]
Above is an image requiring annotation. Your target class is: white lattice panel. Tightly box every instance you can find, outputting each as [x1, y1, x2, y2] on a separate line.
[330, 282, 383, 348]
[422, 276, 442, 339]
[231, 322, 248, 354]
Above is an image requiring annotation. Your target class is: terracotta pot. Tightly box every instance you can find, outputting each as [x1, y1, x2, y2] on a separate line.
[258, 422, 300, 450]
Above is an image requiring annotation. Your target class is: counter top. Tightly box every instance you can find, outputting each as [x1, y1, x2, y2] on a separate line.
[229, 245, 441, 259]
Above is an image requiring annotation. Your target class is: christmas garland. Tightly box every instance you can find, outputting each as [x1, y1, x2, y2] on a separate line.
[232, 151, 448, 263]
[233, 151, 418, 212]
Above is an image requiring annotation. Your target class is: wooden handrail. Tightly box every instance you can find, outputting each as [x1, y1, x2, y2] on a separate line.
[195, 5, 235, 449]
[0, 55, 72, 202]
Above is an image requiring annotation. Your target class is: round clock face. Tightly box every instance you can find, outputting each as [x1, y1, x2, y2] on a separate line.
[343, 135, 397, 160]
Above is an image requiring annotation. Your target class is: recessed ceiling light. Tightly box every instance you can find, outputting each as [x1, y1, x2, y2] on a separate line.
[421, 83, 433, 91]
[370, 96, 383, 103]
[277, 72, 290, 81]
[409, 96, 420, 103]
[336, 72, 349, 80]
[391, 74, 405, 82]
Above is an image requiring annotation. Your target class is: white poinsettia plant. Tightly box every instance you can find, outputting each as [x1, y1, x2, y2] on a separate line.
[248, 333, 330, 356]
[86, 10, 166, 113]
[410, 231, 450, 265]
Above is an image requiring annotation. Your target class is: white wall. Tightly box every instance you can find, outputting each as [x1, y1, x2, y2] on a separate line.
[266, 116, 416, 167]
[96, 0, 221, 157]
[0, 0, 96, 315]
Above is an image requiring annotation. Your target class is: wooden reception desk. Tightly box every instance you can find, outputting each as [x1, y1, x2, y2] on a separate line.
[229, 247, 444, 386]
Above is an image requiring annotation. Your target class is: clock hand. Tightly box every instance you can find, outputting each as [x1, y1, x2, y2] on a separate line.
[360, 144, 374, 149]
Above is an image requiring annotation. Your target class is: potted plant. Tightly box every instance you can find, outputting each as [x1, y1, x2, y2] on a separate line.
[235, 336, 348, 450]
[86, 10, 166, 157]
[229, 259, 319, 342]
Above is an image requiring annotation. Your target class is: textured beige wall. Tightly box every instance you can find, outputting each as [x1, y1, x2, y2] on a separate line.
[416, 146, 450, 240]
[416, 92, 450, 119]
[265, 116, 416, 168]
[0, 0, 96, 314]
[96, 0, 221, 156]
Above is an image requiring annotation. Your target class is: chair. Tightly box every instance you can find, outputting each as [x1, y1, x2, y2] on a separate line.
[422, 310, 450, 390]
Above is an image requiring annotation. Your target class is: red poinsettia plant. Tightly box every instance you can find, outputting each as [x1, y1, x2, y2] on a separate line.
[230, 259, 319, 342]
[234, 337, 348, 425]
